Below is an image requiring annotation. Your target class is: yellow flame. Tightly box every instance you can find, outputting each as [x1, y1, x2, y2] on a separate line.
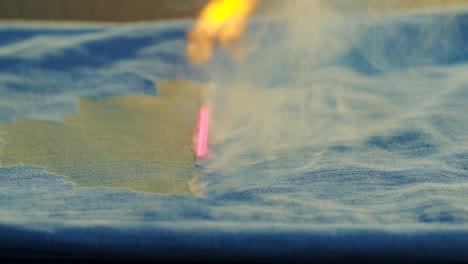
[187, 0, 259, 64]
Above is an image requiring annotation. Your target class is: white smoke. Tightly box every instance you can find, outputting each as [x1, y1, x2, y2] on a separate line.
[202, 0, 464, 193]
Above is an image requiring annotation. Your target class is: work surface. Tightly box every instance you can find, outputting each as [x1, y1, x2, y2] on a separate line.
[0, 6, 468, 263]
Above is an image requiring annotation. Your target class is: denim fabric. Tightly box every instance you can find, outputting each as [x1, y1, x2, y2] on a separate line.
[0, 7, 467, 262]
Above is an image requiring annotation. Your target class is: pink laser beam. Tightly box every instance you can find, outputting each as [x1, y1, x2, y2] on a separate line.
[196, 106, 209, 157]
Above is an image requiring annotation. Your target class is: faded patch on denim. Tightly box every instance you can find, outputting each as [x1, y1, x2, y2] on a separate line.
[0, 81, 203, 195]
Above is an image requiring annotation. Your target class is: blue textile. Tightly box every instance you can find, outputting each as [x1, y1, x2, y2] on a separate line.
[0, 7, 467, 263]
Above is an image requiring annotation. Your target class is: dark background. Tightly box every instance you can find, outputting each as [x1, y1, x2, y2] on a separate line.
[0, 0, 209, 21]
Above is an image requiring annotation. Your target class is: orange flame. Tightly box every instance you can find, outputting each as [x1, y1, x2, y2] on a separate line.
[187, 0, 259, 64]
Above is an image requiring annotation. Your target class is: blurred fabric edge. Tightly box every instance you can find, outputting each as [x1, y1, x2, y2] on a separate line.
[1, 0, 468, 22]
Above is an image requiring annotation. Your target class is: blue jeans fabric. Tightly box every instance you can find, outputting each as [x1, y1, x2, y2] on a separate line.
[0, 7, 467, 262]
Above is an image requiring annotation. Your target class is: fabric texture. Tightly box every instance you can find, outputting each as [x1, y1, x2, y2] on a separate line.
[0, 7, 467, 262]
